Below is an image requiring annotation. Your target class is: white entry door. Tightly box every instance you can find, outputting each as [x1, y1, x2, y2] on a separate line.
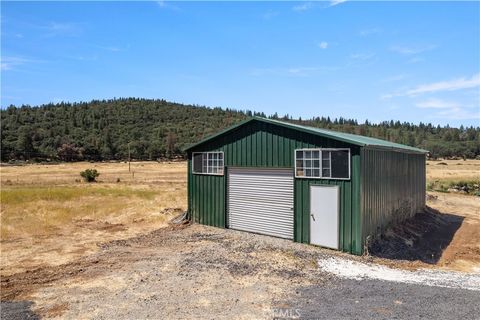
[310, 185, 340, 249]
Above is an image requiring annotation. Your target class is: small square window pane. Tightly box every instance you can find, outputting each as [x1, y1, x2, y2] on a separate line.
[312, 151, 320, 159]
[305, 151, 312, 158]
[305, 160, 312, 168]
[218, 168, 224, 175]
[322, 151, 330, 160]
[305, 169, 312, 177]
[296, 169, 304, 176]
[313, 169, 320, 177]
[219, 153, 223, 159]
[296, 150, 303, 159]
[296, 160, 303, 168]
[313, 160, 320, 168]
[322, 168, 331, 177]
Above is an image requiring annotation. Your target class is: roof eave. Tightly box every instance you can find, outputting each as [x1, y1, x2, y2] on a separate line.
[363, 145, 429, 154]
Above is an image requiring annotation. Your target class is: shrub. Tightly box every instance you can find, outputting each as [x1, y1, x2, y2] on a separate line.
[80, 169, 100, 182]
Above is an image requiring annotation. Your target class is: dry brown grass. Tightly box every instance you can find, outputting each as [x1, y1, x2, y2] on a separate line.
[0, 161, 187, 276]
[426, 159, 480, 182]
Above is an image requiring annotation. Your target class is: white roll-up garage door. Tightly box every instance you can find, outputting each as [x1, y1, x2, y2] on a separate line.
[228, 168, 294, 239]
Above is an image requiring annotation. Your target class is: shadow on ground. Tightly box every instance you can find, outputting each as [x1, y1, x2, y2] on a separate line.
[368, 206, 464, 264]
[1, 301, 39, 320]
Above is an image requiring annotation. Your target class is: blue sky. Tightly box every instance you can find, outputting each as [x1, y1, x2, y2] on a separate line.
[1, 1, 479, 127]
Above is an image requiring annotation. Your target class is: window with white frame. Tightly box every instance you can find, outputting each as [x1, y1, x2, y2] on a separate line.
[192, 152, 224, 175]
[295, 149, 350, 179]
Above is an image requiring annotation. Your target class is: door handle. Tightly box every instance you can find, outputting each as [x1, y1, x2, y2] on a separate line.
[310, 214, 315, 221]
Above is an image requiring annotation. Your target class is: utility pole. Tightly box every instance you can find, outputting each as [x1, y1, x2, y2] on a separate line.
[128, 142, 131, 172]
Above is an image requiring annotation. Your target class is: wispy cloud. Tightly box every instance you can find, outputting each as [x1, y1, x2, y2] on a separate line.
[389, 44, 436, 55]
[383, 74, 480, 99]
[406, 74, 480, 96]
[416, 98, 458, 109]
[318, 41, 328, 49]
[263, 10, 279, 20]
[156, 0, 179, 11]
[293, 2, 314, 12]
[98, 45, 122, 52]
[1, 56, 45, 71]
[41, 21, 83, 38]
[329, 0, 348, 7]
[406, 57, 425, 64]
[350, 52, 376, 60]
[250, 66, 340, 77]
[416, 99, 479, 120]
[382, 74, 409, 83]
[359, 28, 381, 37]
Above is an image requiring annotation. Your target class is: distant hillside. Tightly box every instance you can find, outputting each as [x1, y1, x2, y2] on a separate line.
[1, 98, 479, 161]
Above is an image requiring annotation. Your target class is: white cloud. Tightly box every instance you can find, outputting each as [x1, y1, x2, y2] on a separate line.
[406, 74, 480, 96]
[156, 1, 179, 11]
[389, 44, 436, 55]
[263, 10, 279, 20]
[382, 74, 409, 82]
[359, 28, 381, 37]
[383, 74, 480, 99]
[406, 57, 424, 64]
[329, 0, 348, 7]
[250, 65, 341, 77]
[434, 107, 480, 120]
[293, 2, 313, 12]
[1, 56, 42, 71]
[350, 53, 375, 60]
[42, 22, 83, 37]
[318, 41, 328, 49]
[99, 46, 122, 52]
[416, 99, 458, 109]
[415, 99, 479, 120]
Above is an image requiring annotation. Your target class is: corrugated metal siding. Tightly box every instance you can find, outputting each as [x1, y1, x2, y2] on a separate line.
[295, 153, 362, 254]
[361, 148, 426, 245]
[228, 168, 294, 239]
[187, 120, 362, 254]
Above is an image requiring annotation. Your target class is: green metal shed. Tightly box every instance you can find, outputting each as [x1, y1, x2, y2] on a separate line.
[184, 117, 427, 255]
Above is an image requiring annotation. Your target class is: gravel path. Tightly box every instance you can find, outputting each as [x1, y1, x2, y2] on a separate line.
[286, 278, 480, 320]
[2, 224, 479, 319]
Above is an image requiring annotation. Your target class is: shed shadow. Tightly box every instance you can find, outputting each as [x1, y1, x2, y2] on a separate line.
[1, 300, 40, 320]
[368, 206, 464, 264]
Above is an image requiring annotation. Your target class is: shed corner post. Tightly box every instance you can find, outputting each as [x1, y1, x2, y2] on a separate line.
[352, 148, 363, 255]
[187, 151, 193, 222]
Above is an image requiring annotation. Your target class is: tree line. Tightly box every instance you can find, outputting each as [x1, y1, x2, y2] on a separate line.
[1, 98, 479, 162]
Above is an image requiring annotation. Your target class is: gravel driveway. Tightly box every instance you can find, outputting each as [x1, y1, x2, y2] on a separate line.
[1, 224, 478, 319]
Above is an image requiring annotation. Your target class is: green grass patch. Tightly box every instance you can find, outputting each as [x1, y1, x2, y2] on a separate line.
[427, 179, 480, 195]
[1, 186, 157, 205]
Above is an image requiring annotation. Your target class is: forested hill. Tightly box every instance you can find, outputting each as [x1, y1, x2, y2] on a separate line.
[1, 98, 479, 161]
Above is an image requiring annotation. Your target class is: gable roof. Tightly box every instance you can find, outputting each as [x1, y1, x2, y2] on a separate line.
[184, 117, 428, 154]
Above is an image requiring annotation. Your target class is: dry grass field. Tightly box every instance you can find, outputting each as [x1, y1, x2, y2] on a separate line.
[0, 161, 187, 276]
[0, 160, 479, 277]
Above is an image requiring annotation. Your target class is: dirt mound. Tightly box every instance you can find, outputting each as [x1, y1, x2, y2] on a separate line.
[368, 206, 463, 264]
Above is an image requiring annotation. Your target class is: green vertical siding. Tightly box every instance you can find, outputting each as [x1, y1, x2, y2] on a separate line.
[360, 148, 426, 247]
[188, 120, 362, 253]
[293, 153, 361, 254]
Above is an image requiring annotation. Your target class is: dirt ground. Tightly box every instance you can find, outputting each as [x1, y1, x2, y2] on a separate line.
[369, 191, 480, 273]
[1, 224, 478, 319]
[1, 160, 479, 319]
